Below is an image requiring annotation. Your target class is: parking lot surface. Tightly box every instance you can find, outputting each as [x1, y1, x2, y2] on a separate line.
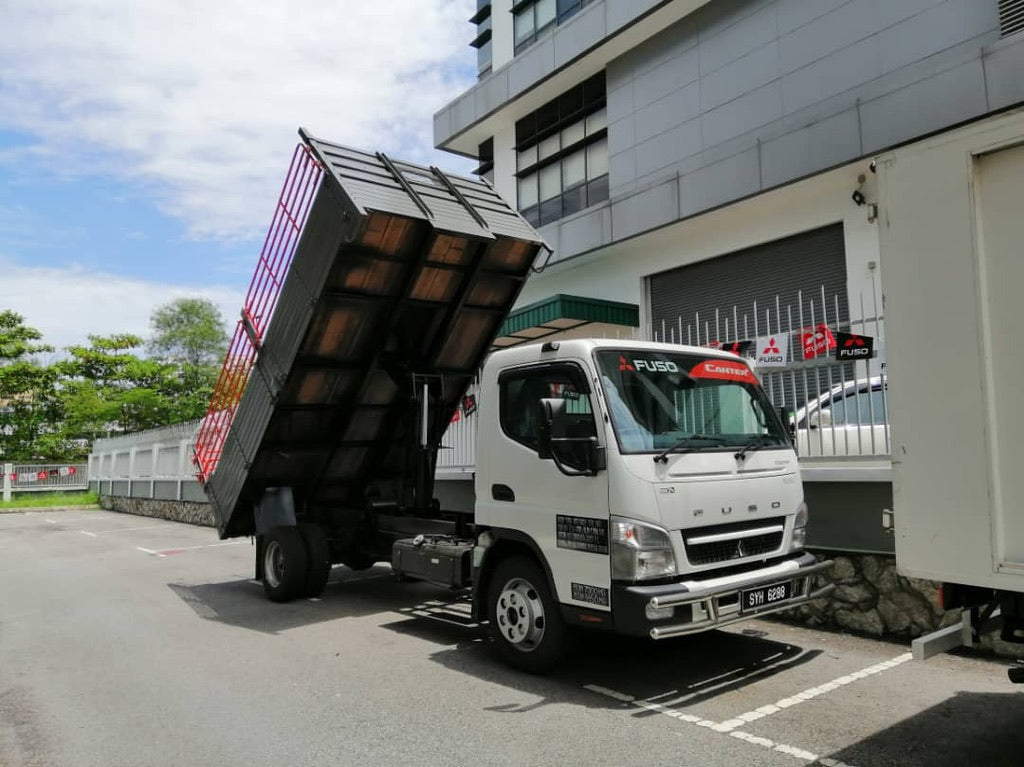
[2, 509, 1022, 767]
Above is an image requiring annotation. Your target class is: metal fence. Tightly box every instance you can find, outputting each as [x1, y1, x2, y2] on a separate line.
[2, 462, 89, 502]
[437, 285, 890, 465]
[88, 420, 207, 503]
[437, 386, 479, 477]
[648, 285, 889, 458]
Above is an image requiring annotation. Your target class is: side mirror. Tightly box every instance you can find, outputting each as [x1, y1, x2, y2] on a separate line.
[537, 398, 603, 477]
[536, 398, 562, 459]
[777, 405, 795, 441]
[808, 409, 833, 429]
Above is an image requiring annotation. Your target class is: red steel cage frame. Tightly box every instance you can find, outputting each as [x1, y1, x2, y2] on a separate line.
[194, 144, 323, 482]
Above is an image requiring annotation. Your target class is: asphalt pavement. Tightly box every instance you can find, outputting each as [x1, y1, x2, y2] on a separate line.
[1, 509, 1021, 767]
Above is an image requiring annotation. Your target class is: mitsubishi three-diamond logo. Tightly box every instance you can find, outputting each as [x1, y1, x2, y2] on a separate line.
[755, 334, 789, 368]
[834, 331, 874, 360]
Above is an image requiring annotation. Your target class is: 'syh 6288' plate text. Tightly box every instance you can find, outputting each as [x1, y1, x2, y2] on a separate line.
[740, 580, 793, 612]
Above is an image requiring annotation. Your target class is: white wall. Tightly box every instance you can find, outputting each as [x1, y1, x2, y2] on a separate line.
[492, 122, 517, 206]
[491, 0, 514, 70]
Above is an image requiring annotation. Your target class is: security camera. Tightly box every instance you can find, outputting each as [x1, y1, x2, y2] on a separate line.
[851, 189, 866, 206]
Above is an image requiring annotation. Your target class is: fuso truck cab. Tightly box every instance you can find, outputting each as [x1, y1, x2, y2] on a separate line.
[470, 339, 833, 671]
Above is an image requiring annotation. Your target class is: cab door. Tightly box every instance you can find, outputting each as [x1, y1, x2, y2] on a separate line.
[476, 361, 611, 612]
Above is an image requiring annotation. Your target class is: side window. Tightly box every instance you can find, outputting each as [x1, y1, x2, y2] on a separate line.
[827, 388, 887, 426]
[499, 365, 596, 466]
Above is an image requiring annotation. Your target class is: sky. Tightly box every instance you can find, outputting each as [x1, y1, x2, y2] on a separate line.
[0, 0, 477, 354]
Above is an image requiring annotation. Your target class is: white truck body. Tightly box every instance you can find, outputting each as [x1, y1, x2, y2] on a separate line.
[878, 108, 1024, 594]
[473, 338, 830, 654]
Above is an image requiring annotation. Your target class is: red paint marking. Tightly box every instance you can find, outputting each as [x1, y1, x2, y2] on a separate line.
[158, 549, 186, 556]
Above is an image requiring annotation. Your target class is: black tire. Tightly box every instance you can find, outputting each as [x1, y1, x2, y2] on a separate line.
[486, 556, 567, 674]
[298, 523, 331, 598]
[261, 526, 309, 603]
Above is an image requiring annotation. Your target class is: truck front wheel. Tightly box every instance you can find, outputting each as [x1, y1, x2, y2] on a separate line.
[262, 526, 308, 603]
[486, 556, 566, 674]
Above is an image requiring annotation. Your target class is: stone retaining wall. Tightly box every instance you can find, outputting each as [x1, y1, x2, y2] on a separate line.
[783, 551, 1024, 659]
[100, 495, 216, 528]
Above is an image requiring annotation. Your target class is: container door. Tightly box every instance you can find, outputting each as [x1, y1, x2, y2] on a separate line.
[974, 144, 1024, 571]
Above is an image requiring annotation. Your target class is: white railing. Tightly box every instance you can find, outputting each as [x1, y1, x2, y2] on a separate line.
[2, 462, 89, 502]
[88, 420, 206, 502]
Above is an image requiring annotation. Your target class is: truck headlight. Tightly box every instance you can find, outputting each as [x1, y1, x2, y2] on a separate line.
[610, 517, 677, 582]
[791, 501, 808, 551]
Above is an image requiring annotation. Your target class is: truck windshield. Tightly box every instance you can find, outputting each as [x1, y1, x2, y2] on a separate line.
[594, 350, 789, 455]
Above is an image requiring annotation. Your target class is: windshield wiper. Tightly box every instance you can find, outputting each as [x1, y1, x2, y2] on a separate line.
[653, 435, 726, 464]
[734, 435, 779, 461]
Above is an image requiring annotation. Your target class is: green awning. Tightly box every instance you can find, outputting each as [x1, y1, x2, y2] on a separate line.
[494, 294, 640, 348]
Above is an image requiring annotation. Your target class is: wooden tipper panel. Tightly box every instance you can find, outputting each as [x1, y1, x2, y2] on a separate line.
[204, 132, 544, 538]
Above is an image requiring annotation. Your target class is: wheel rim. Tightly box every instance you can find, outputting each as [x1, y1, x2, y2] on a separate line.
[264, 540, 284, 589]
[495, 576, 545, 651]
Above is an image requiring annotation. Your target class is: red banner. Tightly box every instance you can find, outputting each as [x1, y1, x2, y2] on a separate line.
[801, 324, 836, 360]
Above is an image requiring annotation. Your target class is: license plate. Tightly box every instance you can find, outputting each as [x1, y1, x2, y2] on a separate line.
[741, 580, 793, 612]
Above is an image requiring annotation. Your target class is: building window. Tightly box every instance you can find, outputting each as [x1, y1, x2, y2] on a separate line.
[513, 0, 594, 54]
[474, 138, 494, 184]
[470, 1, 492, 77]
[515, 72, 608, 227]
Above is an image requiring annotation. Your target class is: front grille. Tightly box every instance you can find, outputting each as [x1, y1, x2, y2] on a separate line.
[684, 517, 785, 566]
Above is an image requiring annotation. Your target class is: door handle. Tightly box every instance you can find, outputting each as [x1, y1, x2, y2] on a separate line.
[491, 484, 515, 502]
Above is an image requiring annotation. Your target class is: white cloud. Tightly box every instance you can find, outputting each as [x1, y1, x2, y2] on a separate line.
[0, 0, 478, 242]
[0, 259, 244, 353]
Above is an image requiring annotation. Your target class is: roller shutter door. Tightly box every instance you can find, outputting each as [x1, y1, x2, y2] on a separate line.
[648, 224, 847, 345]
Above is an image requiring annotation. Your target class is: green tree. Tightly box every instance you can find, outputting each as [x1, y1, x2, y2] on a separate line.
[147, 298, 229, 421]
[57, 334, 179, 439]
[0, 311, 61, 460]
[148, 298, 228, 367]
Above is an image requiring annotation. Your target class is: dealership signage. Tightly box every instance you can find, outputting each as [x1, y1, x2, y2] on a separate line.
[755, 335, 790, 367]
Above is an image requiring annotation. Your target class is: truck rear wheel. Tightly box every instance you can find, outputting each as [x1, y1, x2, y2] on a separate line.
[486, 556, 566, 674]
[262, 526, 308, 603]
[298, 523, 331, 598]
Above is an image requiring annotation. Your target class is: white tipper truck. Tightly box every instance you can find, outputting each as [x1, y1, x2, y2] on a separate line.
[876, 108, 1024, 679]
[196, 131, 832, 673]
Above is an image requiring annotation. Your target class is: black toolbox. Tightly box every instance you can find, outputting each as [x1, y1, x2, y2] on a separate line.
[392, 536, 474, 588]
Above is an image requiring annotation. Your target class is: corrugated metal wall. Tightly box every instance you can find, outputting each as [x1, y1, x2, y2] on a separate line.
[648, 224, 848, 345]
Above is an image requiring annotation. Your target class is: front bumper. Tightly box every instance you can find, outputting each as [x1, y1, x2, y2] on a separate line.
[612, 553, 834, 639]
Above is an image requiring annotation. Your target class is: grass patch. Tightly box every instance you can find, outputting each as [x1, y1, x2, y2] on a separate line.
[0, 491, 100, 510]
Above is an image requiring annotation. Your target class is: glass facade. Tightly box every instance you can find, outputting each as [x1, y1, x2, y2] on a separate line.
[515, 72, 608, 227]
[513, 0, 594, 54]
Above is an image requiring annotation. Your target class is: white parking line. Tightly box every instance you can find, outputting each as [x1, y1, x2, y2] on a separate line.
[586, 683, 859, 766]
[712, 652, 913, 732]
[80, 530, 97, 537]
[137, 540, 247, 557]
[583, 653, 916, 766]
[84, 524, 173, 534]
[729, 730, 855, 766]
